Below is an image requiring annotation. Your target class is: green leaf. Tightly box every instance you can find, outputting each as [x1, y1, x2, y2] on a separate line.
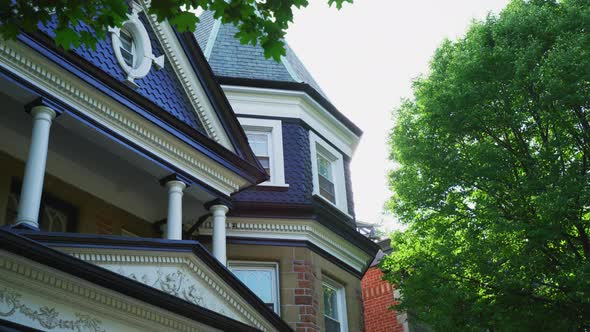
[54, 27, 80, 50]
[169, 11, 199, 32]
[0, 0, 352, 62]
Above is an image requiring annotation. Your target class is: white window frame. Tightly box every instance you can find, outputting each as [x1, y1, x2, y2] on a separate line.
[239, 118, 287, 187]
[310, 131, 349, 215]
[322, 276, 348, 332]
[228, 261, 281, 314]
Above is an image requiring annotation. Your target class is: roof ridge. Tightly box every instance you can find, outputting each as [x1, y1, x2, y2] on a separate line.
[203, 18, 221, 60]
[194, 14, 331, 100]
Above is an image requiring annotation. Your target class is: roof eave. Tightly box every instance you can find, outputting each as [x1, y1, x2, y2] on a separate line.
[216, 76, 363, 137]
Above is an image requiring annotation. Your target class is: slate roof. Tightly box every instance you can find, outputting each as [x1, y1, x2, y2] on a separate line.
[195, 12, 328, 99]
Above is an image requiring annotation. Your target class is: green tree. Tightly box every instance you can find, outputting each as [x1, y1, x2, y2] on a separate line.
[0, 0, 351, 61]
[381, 0, 590, 330]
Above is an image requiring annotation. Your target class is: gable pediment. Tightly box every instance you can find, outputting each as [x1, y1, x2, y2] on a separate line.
[4, 0, 268, 192]
[0, 230, 292, 332]
[32, 1, 266, 164]
[63, 248, 276, 331]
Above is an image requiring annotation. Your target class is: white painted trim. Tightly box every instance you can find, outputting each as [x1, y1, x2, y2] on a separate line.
[199, 218, 371, 273]
[0, 251, 222, 332]
[238, 117, 286, 186]
[322, 276, 348, 332]
[222, 85, 360, 157]
[228, 260, 281, 315]
[204, 19, 222, 60]
[0, 39, 248, 196]
[310, 131, 350, 216]
[140, 0, 234, 151]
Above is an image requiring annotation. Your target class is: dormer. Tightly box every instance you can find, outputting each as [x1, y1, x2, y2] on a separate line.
[194, 12, 361, 220]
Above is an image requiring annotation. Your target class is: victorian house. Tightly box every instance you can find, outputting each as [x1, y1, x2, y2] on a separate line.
[0, 3, 378, 331]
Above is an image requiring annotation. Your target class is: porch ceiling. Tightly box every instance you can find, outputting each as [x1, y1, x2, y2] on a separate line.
[0, 77, 213, 223]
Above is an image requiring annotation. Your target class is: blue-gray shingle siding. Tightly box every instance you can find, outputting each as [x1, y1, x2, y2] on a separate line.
[39, 14, 206, 134]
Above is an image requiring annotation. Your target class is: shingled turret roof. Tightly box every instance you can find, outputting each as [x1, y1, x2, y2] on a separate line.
[194, 11, 328, 99]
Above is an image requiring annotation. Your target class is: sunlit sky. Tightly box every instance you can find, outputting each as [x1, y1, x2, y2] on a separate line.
[286, 0, 509, 232]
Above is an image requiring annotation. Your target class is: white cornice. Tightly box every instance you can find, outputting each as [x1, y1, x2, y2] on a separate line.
[139, 0, 234, 152]
[0, 39, 249, 195]
[199, 218, 372, 273]
[0, 251, 219, 332]
[222, 85, 361, 157]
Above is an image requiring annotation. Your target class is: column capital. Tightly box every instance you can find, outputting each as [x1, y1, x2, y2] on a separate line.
[159, 173, 191, 187]
[25, 97, 63, 118]
[165, 180, 186, 193]
[209, 204, 229, 216]
[30, 106, 57, 121]
[204, 198, 232, 211]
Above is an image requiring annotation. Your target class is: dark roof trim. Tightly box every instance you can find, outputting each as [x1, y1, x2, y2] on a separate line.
[18, 31, 268, 186]
[1, 229, 293, 332]
[311, 196, 381, 257]
[0, 318, 43, 332]
[217, 76, 363, 136]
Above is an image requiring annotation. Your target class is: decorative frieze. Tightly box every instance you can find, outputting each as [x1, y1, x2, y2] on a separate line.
[68, 250, 272, 331]
[0, 287, 105, 332]
[0, 252, 212, 332]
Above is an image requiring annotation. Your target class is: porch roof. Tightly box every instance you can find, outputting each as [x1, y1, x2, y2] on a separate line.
[0, 227, 293, 332]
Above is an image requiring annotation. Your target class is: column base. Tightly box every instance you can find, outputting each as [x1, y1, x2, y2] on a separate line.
[11, 221, 40, 231]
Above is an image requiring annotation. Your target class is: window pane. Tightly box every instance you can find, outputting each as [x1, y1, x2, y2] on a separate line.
[319, 175, 336, 203]
[258, 156, 271, 175]
[119, 29, 135, 67]
[317, 154, 333, 181]
[325, 316, 341, 332]
[247, 133, 269, 157]
[232, 268, 273, 304]
[323, 285, 339, 320]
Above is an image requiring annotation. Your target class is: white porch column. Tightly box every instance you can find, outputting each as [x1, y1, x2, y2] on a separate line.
[15, 106, 57, 229]
[165, 180, 186, 240]
[210, 204, 229, 265]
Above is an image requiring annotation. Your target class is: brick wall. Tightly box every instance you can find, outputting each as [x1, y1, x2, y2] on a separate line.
[293, 260, 320, 332]
[361, 266, 404, 332]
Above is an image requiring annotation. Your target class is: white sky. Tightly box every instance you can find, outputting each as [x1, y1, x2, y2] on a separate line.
[286, 0, 509, 232]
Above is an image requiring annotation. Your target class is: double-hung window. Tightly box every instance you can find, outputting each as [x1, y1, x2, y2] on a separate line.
[310, 132, 349, 214]
[239, 118, 287, 186]
[323, 277, 348, 332]
[229, 261, 280, 314]
[246, 131, 272, 175]
[317, 150, 336, 204]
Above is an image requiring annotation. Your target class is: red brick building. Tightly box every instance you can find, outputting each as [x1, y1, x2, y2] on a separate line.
[362, 239, 407, 332]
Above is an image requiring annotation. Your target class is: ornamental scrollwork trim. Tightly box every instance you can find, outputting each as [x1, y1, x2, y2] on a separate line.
[0, 288, 105, 332]
[116, 268, 234, 319]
